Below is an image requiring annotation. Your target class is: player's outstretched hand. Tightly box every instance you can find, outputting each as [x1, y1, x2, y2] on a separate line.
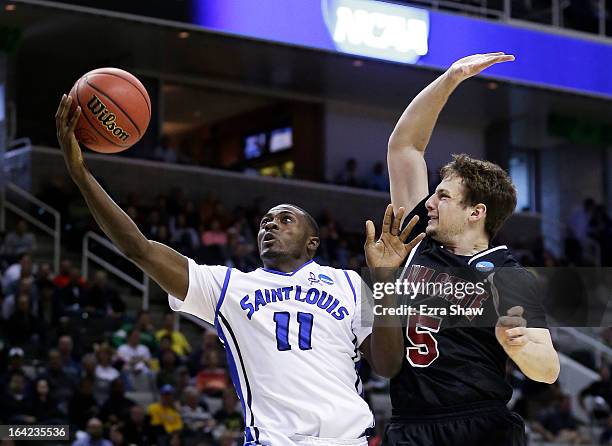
[495, 306, 528, 354]
[447, 52, 515, 83]
[364, 204, 425, 274]
[55, 94, 85, 178]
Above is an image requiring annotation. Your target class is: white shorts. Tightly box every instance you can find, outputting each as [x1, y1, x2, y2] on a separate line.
[244, 429, 369, 445]
[292, 434, 369, 446]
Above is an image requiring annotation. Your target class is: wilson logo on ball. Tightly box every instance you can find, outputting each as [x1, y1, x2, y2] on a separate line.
[86, 94, 130, 142]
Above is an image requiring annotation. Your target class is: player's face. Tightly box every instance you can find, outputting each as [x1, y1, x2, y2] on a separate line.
[425, 175, 473, 243]
[258, 205, 312, 261]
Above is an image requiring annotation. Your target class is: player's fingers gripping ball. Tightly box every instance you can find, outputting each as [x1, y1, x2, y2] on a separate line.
[68, 68, 151, 153]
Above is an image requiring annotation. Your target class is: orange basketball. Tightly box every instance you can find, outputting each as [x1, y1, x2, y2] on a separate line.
[68, 68, 151, 154]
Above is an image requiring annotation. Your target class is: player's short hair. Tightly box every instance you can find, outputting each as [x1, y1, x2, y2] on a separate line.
[287, 204, 320, 238]
[440, 154, 517, 238]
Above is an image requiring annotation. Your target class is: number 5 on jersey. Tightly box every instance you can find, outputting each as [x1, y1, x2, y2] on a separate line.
[406, 314, 442, 367]
[274, 311, 314, 351]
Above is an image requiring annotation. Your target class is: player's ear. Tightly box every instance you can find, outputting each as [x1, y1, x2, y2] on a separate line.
[308, 236, 320, 252]
[470, 203, 487, 221]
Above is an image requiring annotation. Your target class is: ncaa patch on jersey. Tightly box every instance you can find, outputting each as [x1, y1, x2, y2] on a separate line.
[318, 274, 334, 285]
[475, 261, 494, 272]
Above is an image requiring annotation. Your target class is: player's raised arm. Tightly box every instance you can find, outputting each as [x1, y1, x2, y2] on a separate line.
[388, 53, 515, 218]
[364, 205, 425, 377]
[55, 94, 188, 300]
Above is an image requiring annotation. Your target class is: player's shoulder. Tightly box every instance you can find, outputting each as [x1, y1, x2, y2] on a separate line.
[316, 264, 362, 284]
[490, 249, 538, 288]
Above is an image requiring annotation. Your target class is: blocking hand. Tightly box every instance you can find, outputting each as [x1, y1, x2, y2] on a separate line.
[364, 204, 425, 271]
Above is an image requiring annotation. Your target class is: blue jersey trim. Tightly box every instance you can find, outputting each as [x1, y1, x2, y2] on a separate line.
[260, 259, 315, 276]
[214, 267, 232, 324]
[216, 311, 259, 444]
[343, 270, 357, 304]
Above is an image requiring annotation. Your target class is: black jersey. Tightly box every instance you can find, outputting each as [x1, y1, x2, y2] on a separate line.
[390, 198, 547, 414]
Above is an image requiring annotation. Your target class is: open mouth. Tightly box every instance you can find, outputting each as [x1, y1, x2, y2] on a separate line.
[263, 233, 277, 242]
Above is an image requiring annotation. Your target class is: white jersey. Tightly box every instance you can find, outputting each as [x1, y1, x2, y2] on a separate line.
[169, 258, 374, 445]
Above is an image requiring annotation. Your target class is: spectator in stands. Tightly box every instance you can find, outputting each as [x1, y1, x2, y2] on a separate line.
[30, 378, 64, 424]
[156, 348, 179, 389]
[53, 260, 75, 289]
[70, 377, 101, 431]
[121, 404, 152, 446]
[154, 195, 171, 226]
[366, 161, 389, 191]
[58, 335, 81, 381]
[156, 225, 171, 247]
[117, 329, 154, 393]
[213, 389, 243, 441]
[155, 313, 191, 358]
[0, 348, 30, 388]
[567, 198, 596, 265]
[143, 210, 163, 240]
[35, 262, 55, 323]
[81, 353, 97, 382]
[174, 366, 191, 402]
[580, 366, 612, 419]
[84, 271, 125, 316]
[94, 345, 119, 404]
[53, 266, 88, 321]
[99, 378, 135, 425]
[2, 276, 39, 321]
[2, 253, 33, 294]
[111, 310, 158, 354]
[533, 394, 588, 444]
[334, 158, 361, 187]
[183, 200, 199, 229]
[108, 425, 124, 446]
[117, 329, 152, 372]
[0, 370, 33, 424]
[200, 219, 228, 248]
[188, 331, 220, 376]
[40, 349, 76, 404]
[2, 220, 37, 262]
[195, 349, 229, 397]
[590, 204, 612, 266]
[180, 386, 214, 436]
[6, 294, 42, 352]
[170, 214, 199, 257]
[72, 417, 112, 446]
[147, 384, 183, 438]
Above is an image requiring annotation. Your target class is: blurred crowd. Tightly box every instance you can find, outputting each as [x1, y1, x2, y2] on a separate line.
[0, 248, 246, 445]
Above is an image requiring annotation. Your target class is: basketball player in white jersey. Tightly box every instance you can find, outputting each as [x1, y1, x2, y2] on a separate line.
[55, 95, 423, 445]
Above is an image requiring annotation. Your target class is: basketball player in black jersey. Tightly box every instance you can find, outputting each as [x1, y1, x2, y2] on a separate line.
[366, 53, 560, 446]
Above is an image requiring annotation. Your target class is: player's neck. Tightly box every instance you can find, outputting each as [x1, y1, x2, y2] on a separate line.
[262, 256, 312, 273]
[441, 233, 489, 256]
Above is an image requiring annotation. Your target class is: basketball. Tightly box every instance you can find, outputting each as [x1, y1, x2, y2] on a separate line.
[68, 68, 151, 154]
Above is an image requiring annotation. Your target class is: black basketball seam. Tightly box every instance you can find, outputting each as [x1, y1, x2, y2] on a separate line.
[89, 71, 151, 118]
[76, 78, 127, 148]
[85, 77, 143, 138]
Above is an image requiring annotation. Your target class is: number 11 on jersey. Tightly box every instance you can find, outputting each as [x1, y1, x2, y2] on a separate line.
[274, 312, 314, 351]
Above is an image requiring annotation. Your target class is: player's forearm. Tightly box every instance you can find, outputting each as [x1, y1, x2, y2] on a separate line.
[507, 340, 560, 384]
[71, 165, 150, 259]
[371, 290, 405, 378]
[388, 71, 461, 154]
